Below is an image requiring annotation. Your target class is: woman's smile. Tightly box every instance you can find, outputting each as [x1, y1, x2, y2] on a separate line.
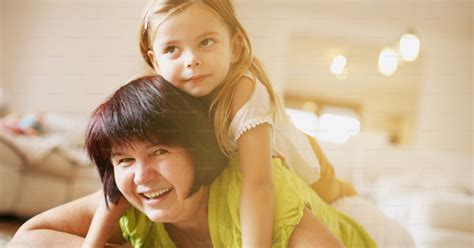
[141, 187, 174, 207]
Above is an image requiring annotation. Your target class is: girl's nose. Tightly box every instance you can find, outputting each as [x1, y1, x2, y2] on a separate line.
[133, 161, 157, 185]
[186, 60, 201, 68]
[185, 51, 202, 68]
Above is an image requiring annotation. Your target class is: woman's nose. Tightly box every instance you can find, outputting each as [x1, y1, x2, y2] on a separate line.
[185, 50, 202, 68]
[133, 161, 157, 185]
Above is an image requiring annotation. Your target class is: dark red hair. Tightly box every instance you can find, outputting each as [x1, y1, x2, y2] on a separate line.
[85, 75, 227, 205]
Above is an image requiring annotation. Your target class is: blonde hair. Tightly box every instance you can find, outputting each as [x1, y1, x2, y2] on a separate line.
[139, 0, 285, 156]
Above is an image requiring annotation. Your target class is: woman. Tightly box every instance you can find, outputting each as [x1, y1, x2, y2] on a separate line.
[9, 75, 375, 247]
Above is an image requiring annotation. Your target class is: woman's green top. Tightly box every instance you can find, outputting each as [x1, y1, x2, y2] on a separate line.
[120, 157, 376, 247]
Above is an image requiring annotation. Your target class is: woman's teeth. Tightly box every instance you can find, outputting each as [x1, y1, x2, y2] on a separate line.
[143, 187, 173, 199]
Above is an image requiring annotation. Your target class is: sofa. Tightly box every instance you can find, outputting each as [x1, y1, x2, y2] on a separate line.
[321, 131, 474, 248]
[0, 113, 101, 217]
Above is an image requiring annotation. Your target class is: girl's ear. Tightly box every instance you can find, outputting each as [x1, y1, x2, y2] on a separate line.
[231, 32, 244, 64]
[147, 50, 160, 72]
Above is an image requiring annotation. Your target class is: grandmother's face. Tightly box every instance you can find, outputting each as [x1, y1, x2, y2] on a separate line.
[111, 141, 207, 223]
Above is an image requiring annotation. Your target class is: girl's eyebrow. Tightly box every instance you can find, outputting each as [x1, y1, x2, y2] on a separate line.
[196, 31, 219, 40]
[156, 38, 180, 48]
[156, 31, 220, 48]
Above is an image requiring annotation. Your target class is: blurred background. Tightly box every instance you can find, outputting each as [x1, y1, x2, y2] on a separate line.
[0, 0, 472, 247]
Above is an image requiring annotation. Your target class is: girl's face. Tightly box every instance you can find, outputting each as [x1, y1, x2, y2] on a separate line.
[150, 4, 238, 97]
[111, 141, 207, 224]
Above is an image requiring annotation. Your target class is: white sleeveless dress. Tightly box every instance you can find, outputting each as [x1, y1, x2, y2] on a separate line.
[228, 75, 320, 184]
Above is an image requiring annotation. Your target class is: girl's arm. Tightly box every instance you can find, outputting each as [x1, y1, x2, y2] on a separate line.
[83, 195, 130, 248]
[232, 77, 274, 248]
[8, 191, 126, 248]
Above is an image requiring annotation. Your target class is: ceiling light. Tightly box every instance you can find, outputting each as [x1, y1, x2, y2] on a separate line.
[399, 33, 420, 62]
[330, 55, 347, 76]
[378, 48, 398, 76]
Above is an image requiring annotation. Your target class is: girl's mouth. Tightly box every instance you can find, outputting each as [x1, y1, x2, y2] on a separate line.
[186, 74, 209, 84]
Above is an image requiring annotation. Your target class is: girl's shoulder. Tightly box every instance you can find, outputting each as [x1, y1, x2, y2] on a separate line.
[230, 75, 256, 117]
[228, 74, 273, 145]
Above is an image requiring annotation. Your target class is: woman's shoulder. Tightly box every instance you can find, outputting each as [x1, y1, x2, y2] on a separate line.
[209, 158, 375, 247]
[208, 157, 315, 246]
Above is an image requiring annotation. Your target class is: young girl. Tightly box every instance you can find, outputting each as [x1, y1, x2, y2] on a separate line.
[85, 1, 321, 247]
[139, 0, 323, 246]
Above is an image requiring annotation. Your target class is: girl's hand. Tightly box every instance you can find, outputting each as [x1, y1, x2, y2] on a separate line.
[272, 152, 286, 162]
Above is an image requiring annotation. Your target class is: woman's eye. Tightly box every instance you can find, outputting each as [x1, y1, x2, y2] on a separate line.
[200, 38, 215, 48]
[114, 158, 134, 166]
[154, 148, 169, 156]
[164, 46, 177, 54]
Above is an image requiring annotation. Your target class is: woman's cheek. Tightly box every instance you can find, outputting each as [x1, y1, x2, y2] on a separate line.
[114, 168, 133, 197]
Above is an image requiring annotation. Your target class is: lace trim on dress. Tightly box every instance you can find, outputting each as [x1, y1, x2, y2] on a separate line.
[234, 117, 273, 142]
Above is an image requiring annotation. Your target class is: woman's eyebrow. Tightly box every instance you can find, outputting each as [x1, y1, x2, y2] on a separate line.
[145, 144, 163, 152]
[111, 144, 158, 157]
[111, 151, 126, 157]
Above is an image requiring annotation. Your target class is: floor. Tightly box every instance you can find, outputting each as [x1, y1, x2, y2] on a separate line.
[0, 216, 25, 247]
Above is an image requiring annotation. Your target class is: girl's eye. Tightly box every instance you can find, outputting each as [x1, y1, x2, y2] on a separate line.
[200, 38, 215, 48]
[164, 46, 178, 54]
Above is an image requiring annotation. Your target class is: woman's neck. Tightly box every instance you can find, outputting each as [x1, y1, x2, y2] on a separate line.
[165, 187, 212, 247]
